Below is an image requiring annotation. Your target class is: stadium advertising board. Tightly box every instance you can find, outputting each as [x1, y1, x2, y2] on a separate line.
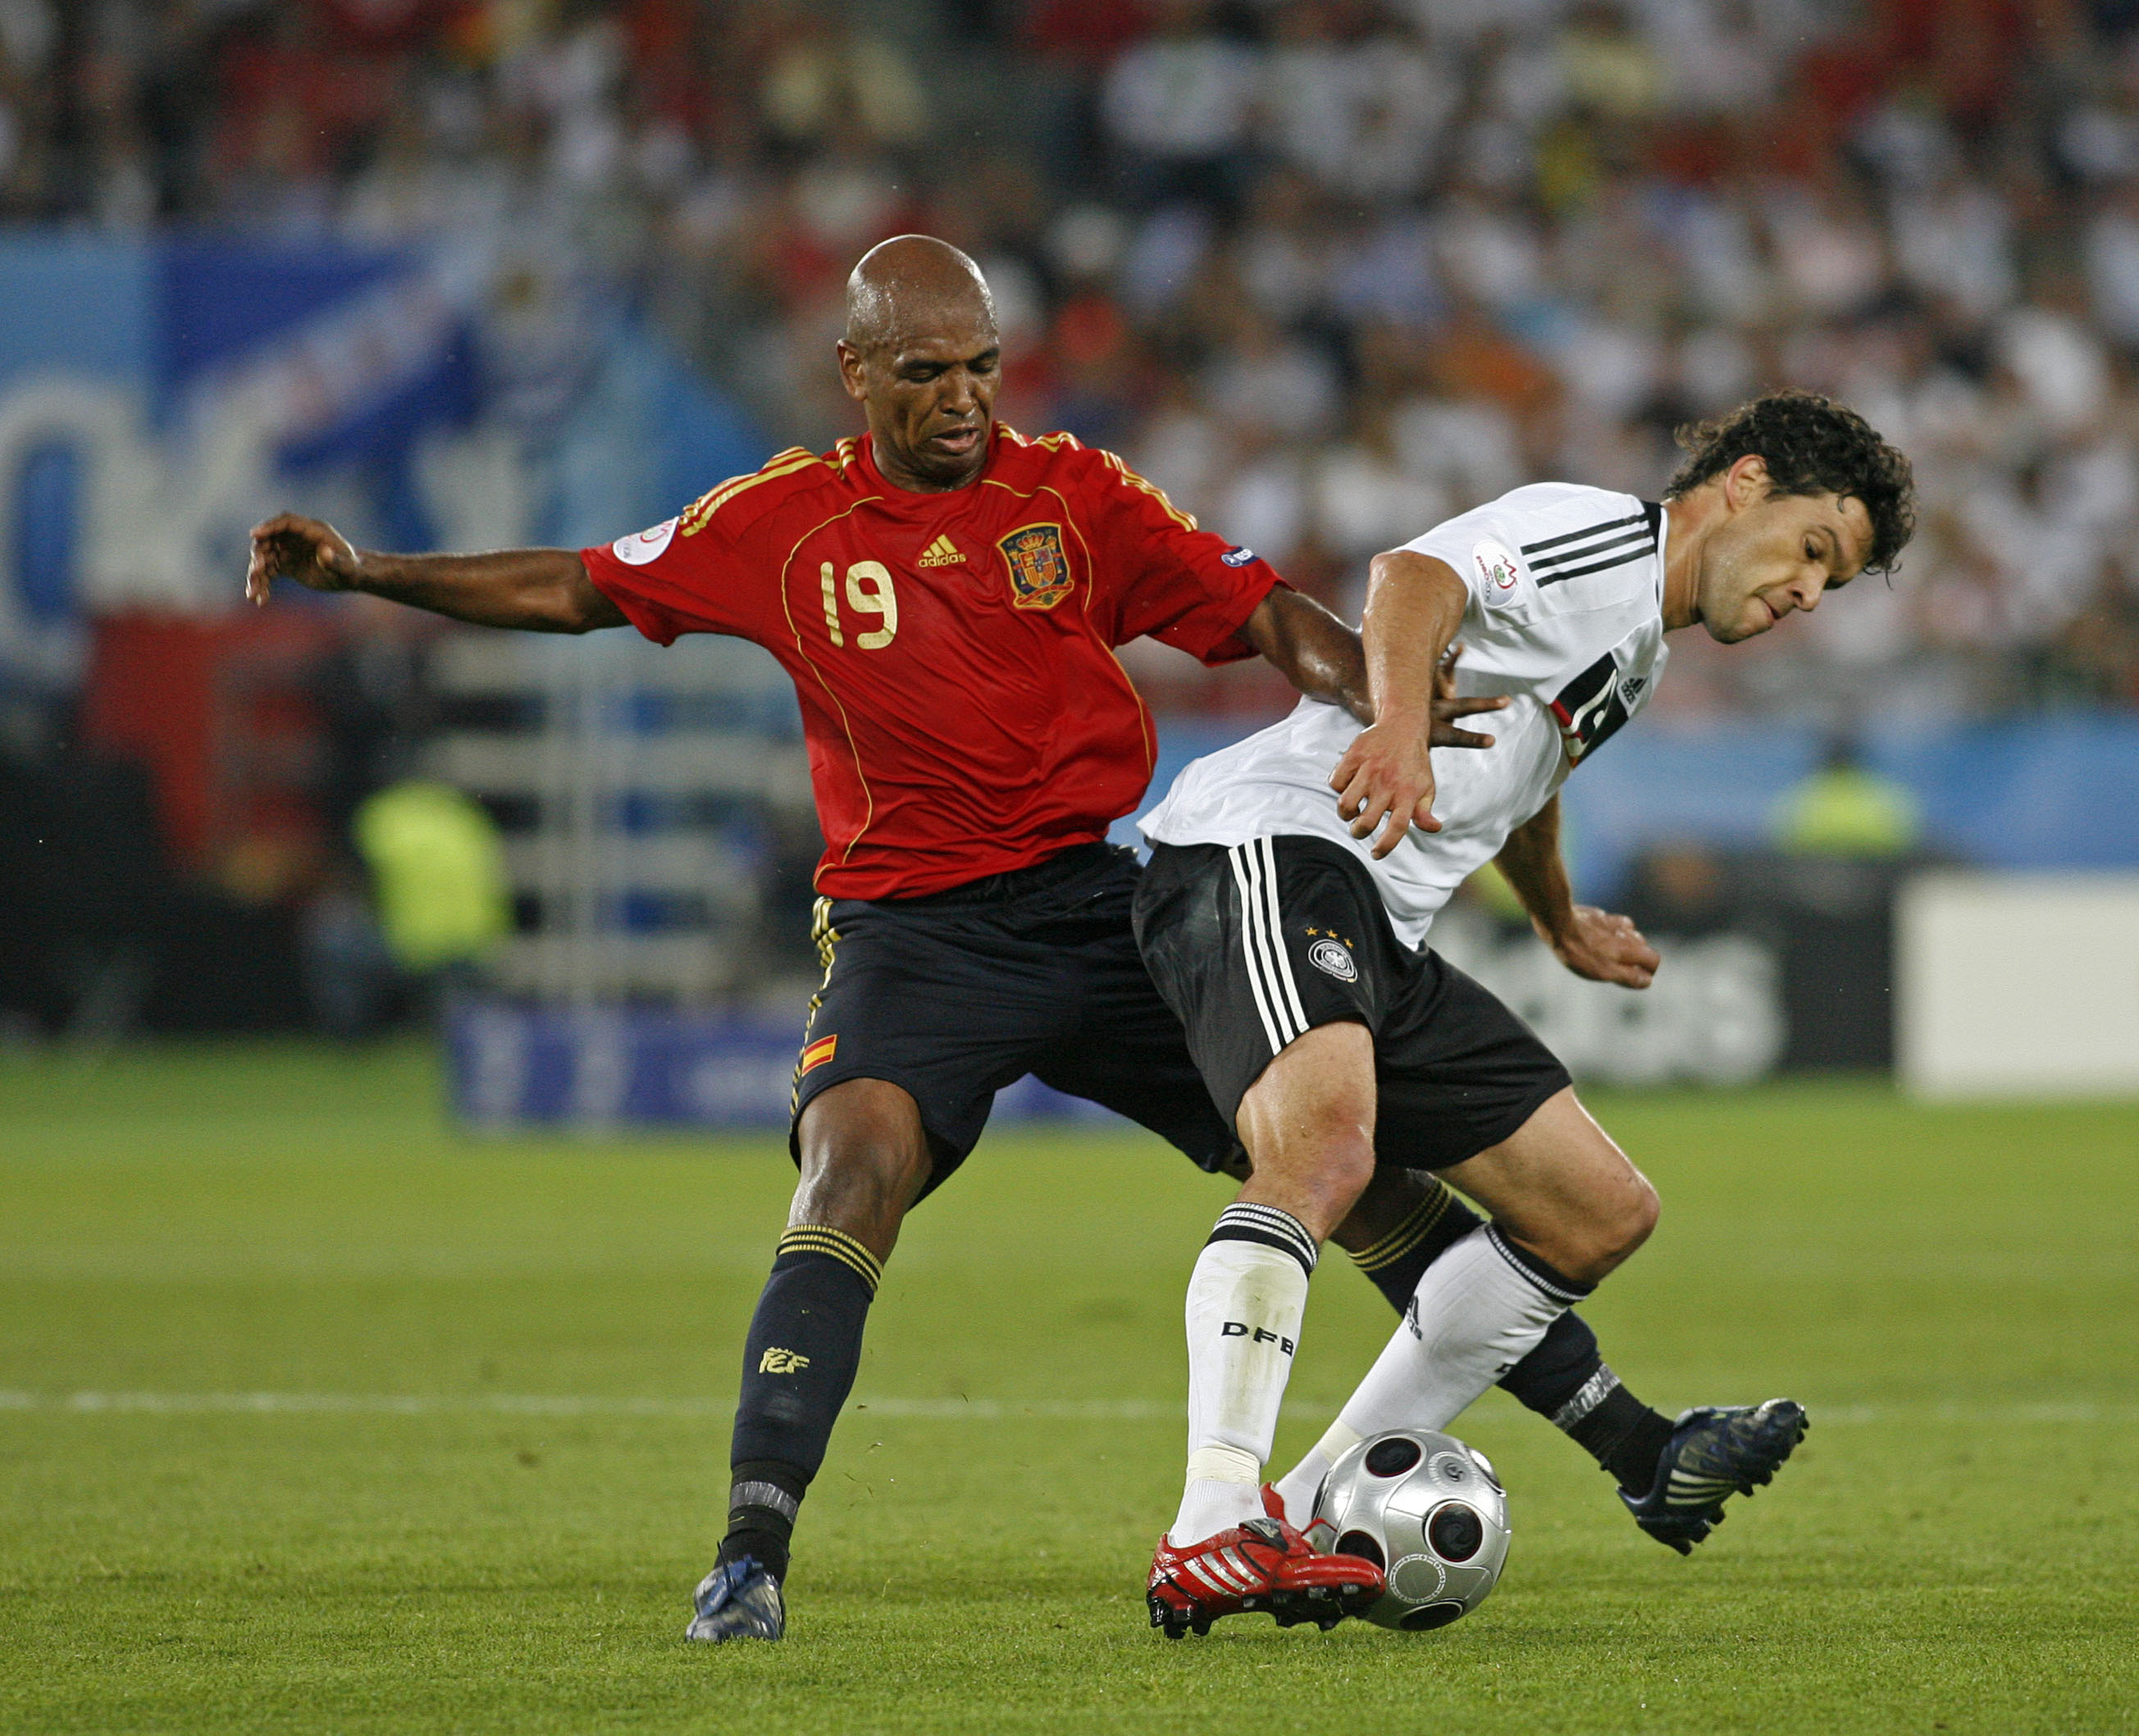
[1900, 873, 2139, 1097]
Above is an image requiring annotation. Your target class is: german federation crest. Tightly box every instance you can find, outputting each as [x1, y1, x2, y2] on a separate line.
[998, 522, 1074, 609]
[1309, 936, 1357, 982]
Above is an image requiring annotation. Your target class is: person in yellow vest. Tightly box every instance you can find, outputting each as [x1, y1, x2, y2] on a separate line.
[351, 781, 511, 982]
[1771, 736, 1922, 857]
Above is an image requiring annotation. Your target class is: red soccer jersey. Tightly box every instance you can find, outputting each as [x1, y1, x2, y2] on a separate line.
[580, 426, 1280, 899]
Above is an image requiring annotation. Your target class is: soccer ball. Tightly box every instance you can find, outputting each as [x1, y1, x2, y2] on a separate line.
[1307, 1428, 1512, 1631]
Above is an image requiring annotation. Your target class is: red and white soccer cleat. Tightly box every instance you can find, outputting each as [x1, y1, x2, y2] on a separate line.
[1261, 1480, 1336, 1549]
[1147, 1514, 1384, 1638]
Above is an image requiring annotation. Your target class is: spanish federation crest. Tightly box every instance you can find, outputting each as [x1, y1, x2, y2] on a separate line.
[998, 522, 1073, 609]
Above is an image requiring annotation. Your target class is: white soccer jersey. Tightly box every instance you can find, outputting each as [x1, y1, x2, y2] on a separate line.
[1139, 482, 1671, 946]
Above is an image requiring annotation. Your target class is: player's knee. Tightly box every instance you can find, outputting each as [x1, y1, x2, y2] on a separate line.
[1334, 1128, 1385, 1197]
[1608, 1175, 1660, 1264]
[804, 1139, 927, 1216]
[793, 1081, 934, 1246]
[1316, 1134, 1378, 1218]
[1251, 1126, 1376, 1242]
[1559, 1176, 1658, 1283]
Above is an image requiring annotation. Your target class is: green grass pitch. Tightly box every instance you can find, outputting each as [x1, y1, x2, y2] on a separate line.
[2, 1045, 2136, 1734]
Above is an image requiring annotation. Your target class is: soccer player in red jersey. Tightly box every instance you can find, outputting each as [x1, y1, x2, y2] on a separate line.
[249, 237, 1781, 1642]
[249, 236, 1508, 1639]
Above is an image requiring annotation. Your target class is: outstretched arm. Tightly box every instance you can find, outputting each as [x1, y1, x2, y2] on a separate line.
[1238, 582, 1505, 740]
[1494, 795, 1659, 989]
[246, 514, 627, 634]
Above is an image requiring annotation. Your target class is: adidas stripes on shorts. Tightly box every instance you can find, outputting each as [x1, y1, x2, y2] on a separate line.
[1133, 834, 1571, 1171]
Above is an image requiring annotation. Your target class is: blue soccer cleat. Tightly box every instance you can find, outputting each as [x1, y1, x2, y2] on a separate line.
[1621, 1399, 1809, 1555]
[684, 1556, 786, 1643]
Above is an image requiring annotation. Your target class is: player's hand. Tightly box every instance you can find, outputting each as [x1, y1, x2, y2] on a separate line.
[1331, 647, 1503, 857]
[246, 513, 361, 605]
[1331, 719, 1439, 857]
[1429, 643, 1506, 750]
[1537, 905, 1659, 989]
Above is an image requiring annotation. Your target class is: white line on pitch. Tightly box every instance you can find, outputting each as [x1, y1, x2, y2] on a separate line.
[1, 1392, 2135, 1424]
[0, 1391, 1167, 1420]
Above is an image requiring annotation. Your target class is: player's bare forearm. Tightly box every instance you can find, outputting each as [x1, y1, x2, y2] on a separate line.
[1495, 797, 1578, 934]
[245, 513, 626, 633]
[1361, 550, 1468, 738]
[1240, 587, 1373, 722]
[1328, 551, 1474, 857]
[345, 548, 626, 632]
[1498, 797, 1660, 989]
[1238, 586, 1506, 745]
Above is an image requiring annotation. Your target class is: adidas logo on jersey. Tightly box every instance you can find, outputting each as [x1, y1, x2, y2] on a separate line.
[917, 535, 966, 567]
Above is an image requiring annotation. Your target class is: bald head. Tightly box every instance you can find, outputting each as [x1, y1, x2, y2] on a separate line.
[844, 235, 997, 358]
[836, 235, 1005, 493]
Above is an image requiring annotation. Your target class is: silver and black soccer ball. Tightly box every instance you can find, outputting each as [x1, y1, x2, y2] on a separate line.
[1307, 1428, 1512, 1630]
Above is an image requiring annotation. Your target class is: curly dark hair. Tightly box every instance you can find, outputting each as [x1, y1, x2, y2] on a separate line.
[1666, 390, 1916, 575]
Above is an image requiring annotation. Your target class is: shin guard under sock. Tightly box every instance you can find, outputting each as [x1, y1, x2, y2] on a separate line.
[1173, 1203, 1316, 1544]
[1496, 1300, 1604, 1412]
[720, 1226, 882, 1582]
[1274, 1225, 1588, 1524]
[1485, 1302, 1676, 1493]
[1347, 1178, 1632, 1435]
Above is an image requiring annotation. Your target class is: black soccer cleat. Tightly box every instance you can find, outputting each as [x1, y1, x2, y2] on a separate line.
[1621, 1399, 1809, 1555]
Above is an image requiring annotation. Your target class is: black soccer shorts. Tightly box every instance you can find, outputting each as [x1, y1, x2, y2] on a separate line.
[1133, 834, 1571, 1172]
[789, 841, 1240, 1196]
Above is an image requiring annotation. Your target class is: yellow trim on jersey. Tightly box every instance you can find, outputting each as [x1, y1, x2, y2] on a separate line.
[1099, 449, 1198, 533]
[1000, 425, 1083, 456]
[774, 497, 888, 866]
[679, 447, 823, 537]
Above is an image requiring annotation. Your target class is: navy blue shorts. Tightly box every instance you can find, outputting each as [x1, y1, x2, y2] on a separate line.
[790, 843, 1240, 1197]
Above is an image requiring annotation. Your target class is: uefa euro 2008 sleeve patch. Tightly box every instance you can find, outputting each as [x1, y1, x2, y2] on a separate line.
[613, 517, 678, 565]
[1472, 537, 1525, 609]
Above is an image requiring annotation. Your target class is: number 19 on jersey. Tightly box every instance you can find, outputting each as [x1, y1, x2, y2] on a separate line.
[820, 561, 898, 649]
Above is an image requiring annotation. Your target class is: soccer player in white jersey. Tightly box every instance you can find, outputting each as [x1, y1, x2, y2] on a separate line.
[1133, 392, 1916, 1634]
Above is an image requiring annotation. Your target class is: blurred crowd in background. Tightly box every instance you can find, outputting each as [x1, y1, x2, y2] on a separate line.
[7, 0, 2139, 721]
[7, 0, 2139, 1051]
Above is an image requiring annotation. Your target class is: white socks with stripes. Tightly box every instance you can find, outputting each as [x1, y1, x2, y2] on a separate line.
[1271, 1224, 1580, 1526]
[1170, 1204, 1318, 1546]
